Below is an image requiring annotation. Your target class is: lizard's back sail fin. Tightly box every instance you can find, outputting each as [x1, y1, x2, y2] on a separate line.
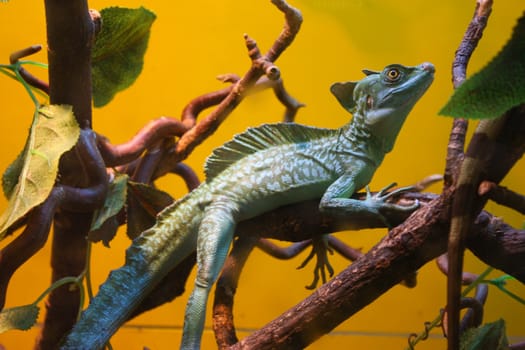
[204, 123, 335, 180]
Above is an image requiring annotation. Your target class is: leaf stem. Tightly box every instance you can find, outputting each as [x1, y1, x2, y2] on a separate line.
[483, 279, 525, 306]
[33, 276, 83, 306]
[406, 266, 494, 349]
[0, 62, 44, 107]
[17, 60, 48, 69]
[84, 241, 95, 301]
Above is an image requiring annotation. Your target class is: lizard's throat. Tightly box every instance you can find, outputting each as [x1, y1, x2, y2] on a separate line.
[335, 118, 390, 167]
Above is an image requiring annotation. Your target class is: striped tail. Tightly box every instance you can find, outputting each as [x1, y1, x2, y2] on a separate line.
[62, 189, 204, 350]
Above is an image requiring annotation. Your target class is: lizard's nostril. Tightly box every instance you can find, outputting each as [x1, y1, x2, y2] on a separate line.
[420, 62, 435, 73]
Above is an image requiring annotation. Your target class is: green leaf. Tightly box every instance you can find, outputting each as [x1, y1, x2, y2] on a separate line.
[2, 142, 28, 198]
[0, 304, 39, 333]
[440, 12, 525, 119]
[92, 7, 156, 107]
[0, 105, 80, 240]
[90, 173, 128, 231]
[88, 173, 128, 247]
[460, 319, 509, 350]
[126, 181, 173, 239]
[88, 216, 119, 247]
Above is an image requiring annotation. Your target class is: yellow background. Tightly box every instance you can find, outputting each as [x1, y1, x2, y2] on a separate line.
[1, 0, 524, 349]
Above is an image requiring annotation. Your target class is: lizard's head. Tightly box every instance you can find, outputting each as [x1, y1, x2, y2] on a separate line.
[330, 63, 434, 148]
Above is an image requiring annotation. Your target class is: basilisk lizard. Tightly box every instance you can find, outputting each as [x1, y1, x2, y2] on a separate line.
[63, 62, 434, 349]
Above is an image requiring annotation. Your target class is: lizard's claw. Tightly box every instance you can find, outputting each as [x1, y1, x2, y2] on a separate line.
[297, 235, 334, 290]
[366, 183, 420, 227]
[371, 183, 420, 209]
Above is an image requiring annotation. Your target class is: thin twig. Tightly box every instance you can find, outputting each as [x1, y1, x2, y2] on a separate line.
[443, 0, 493, 187]
[255, 239, 311, 259]
[170, 163, 201, 191]
[0, 196, 59, 309]
[9, 45, 50, 94]
[98, 72, 303, 179]
[96, 117, 191, 167]
[436, 254, 488, 335]
[478, 181, 525, 214]
[166, 0, 302, 166]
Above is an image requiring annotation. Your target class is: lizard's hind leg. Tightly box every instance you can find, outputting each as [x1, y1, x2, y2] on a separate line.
[181, 200, 237, 349]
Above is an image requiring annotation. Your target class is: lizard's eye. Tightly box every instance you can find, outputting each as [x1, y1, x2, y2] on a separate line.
[385, 68, 401, 82]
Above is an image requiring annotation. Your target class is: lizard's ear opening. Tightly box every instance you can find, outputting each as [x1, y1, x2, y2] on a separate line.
[362, 69, 379, 76]
[330, 81, 357, 112]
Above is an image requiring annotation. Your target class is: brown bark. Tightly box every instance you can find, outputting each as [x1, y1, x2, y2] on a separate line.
[36, 1, 98, 348]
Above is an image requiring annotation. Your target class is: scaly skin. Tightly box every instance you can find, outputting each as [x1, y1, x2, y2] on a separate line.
[63, 62, 434, 350]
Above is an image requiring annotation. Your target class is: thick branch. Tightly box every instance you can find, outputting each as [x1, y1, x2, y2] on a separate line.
[232, 193, 452, 349]
[44, 0, 94, 129]
[128, 190, 427, 322]
[37, 1, 98, 348]
[231, 194, 525, 349]
[35, 133, 108, 350]
[468, 212, 525, 281]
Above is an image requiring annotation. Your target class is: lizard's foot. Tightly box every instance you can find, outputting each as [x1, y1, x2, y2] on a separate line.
[365, 183, 420, 227]
[368, 182, 420, 210]
[297, 235, 334, 290]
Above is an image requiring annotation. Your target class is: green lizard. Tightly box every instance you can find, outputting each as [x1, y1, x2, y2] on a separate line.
[62, 62, 434, 350]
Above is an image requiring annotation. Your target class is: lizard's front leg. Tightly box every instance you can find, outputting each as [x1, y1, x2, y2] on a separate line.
[319, 173, 418, 228]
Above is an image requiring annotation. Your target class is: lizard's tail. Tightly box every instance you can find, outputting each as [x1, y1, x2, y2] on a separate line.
[61, 191, 203, 350]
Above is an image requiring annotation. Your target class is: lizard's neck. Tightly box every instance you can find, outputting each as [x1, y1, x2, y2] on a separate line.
[335, 112, 392, 168]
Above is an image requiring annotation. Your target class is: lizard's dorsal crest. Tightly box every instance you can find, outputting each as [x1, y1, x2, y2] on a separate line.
[330, 81, 358, 112]
[205, 123, 334, 180]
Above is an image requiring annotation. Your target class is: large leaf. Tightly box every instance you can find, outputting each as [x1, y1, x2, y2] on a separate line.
[440, 12, 525, 119]
[0, 105, 80, 239]
[92, 7, 156, 107]
[88, 173, 128, 247]
[90, 173, 128, 231]
[126, 181, 173, 239]
[88, 216, 120, 248]
[2, 141, 28, 198]
[0, 304, 39, 333]
[460, 319, 509, 350]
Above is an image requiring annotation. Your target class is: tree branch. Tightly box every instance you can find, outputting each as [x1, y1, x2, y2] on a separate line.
[158, 0, 302, 168]
[9, 45, 49, 94]
[230, 195, 525, 349]
[478, 181, 525, 214]
[443, 0, 493, 187]
[35, 1, 99, 348]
